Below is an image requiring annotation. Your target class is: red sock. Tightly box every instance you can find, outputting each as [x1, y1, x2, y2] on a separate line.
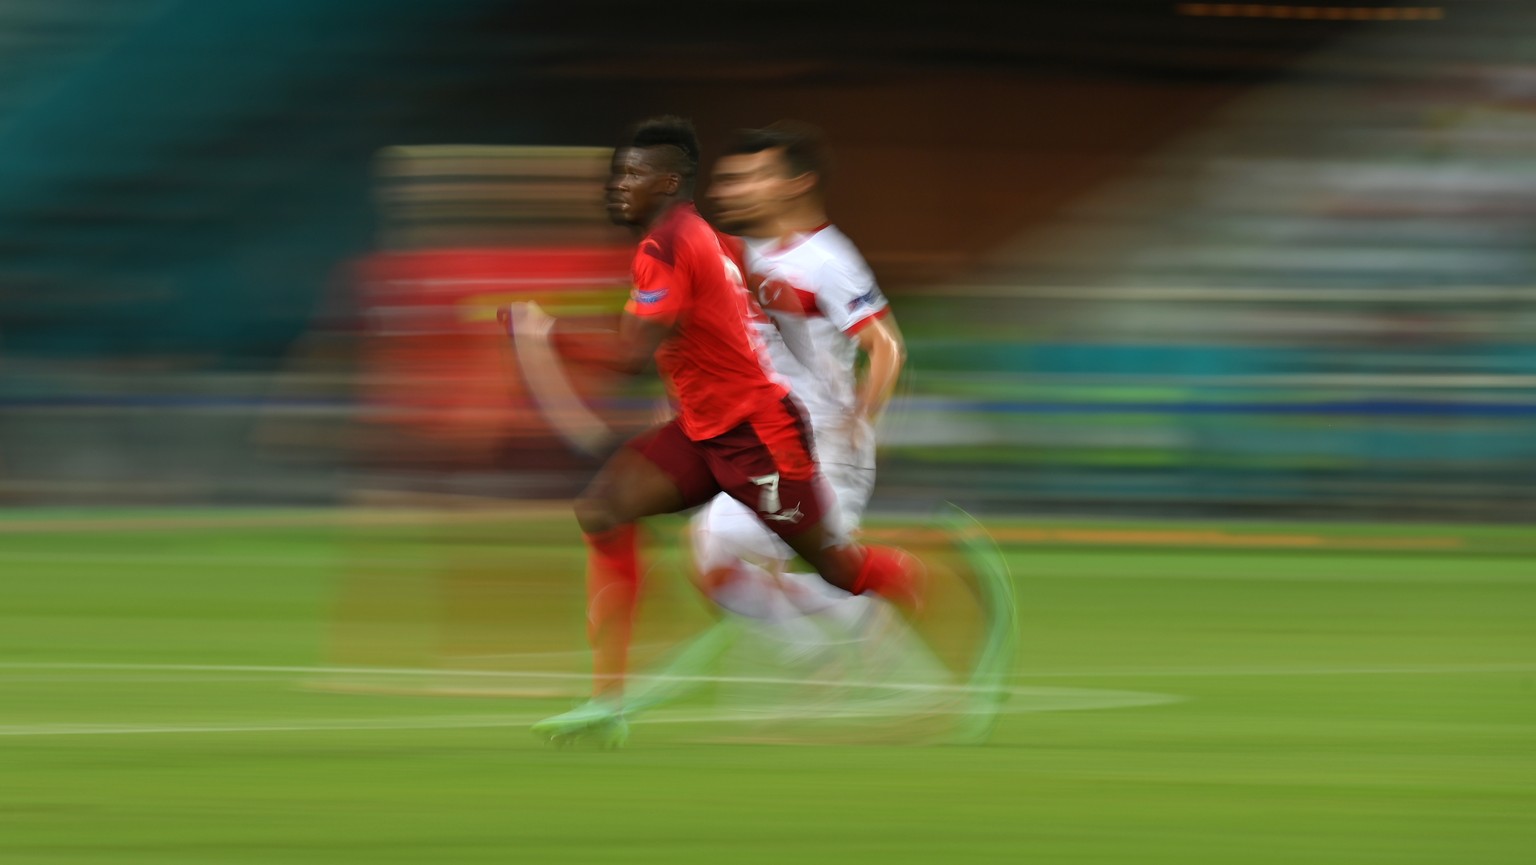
[584, 524, 639, 701]
[848, 544, 927, 614]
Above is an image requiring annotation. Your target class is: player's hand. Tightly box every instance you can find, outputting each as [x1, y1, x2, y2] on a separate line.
[505, 300, 555, 339]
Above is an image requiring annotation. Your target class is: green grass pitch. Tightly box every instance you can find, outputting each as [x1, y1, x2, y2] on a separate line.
[1, 509, 1533, 864]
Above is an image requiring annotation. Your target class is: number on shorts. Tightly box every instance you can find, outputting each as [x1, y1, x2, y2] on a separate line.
[751, 473, 782, 515]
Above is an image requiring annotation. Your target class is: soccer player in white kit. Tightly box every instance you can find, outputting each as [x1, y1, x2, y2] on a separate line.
[691, 122, 906, 624]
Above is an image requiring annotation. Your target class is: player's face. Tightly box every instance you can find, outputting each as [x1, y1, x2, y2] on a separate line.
[606, 147, 675, 227]
[708, 149, 793, 235]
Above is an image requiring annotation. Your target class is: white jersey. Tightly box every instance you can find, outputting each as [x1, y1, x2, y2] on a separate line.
[745, 224, 888, 438]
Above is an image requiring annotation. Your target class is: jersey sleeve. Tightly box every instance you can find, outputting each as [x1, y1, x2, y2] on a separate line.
[623, 237, 689, 327]
[814, 258, 889, 334]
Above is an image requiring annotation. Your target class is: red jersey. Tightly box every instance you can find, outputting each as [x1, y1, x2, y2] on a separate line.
[623, 203, 787, 440]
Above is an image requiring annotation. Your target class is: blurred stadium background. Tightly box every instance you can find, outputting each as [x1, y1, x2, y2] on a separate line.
[3, 4, 1534, 864]
[3, 0, 1532, 519]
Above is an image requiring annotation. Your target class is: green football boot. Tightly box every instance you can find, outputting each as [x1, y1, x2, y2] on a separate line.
[941, 503, 1020, 744]
[530, 699, 629, 749]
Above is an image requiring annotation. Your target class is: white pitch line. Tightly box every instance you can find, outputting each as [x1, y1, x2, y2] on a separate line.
[2, 660, 1531, 682]
[429, 646, 673, 661]
[1014, 662, 1536, 678]
[0, 662, 1021, 696]
[0, 661, 1186, 739]
[0, 715, 538, 737]
[0, 688, 1181, 738]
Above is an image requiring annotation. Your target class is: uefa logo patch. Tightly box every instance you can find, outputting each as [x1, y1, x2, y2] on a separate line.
[847, 289, 881, 311]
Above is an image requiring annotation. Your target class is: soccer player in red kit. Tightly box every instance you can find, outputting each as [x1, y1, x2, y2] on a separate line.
[519, 117, 1004, 746]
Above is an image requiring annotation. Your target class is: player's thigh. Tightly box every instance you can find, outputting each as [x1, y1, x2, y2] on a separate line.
[702, 400, 824, 527]
[704, 401, 859, 590]
[767, 518, 861, 593]
[690, 493, 794, 573]
[576, 421, 717, 533]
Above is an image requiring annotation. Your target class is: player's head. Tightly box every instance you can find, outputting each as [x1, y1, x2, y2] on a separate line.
[708, 120, 829, 234]
[606, 115, 700, 228]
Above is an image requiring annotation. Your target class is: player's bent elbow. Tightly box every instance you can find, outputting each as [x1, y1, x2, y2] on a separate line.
[882, 324, 907, 360]
[615, 351, 653, 376]
[872, 337, 906, 376]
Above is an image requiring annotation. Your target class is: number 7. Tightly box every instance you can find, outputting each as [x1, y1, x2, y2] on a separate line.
[750, 473, 781, 514]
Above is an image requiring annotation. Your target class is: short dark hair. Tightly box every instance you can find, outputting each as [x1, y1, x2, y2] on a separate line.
[724, 120, 830, 184]
[625, 115, 699, 180]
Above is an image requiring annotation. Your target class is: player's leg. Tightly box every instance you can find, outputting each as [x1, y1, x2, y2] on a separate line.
[690, 494, 844, 620]
[940, 503, 1020, 743]
[818, 435, 1017, 730]
[763, 436, 880, 625]
[574, 420, 720, 698]
[689, 493, 868, 650]
[533, 421, 718, 745]
[694, 451, 884, 653]
[621, 495, 827, 720]
[704, 397, 927, 613]
[709, 398, 1017, 741]
[571, 448, 669, 705]
[742, 450, 897, 695]
[771, 522, 924, 610]
[692, 482, 918, 705]
[769, 502, 1017, 743]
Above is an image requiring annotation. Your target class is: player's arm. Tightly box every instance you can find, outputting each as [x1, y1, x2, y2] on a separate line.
[495, 295, 675, 457]
[609, 313, 673, 375]
[818, 259, 905, 424]
[608, 241, 685, 375]
[521, 246, 681, 375]
[504, 307, 672, 376]
[852, 312, 906, 423]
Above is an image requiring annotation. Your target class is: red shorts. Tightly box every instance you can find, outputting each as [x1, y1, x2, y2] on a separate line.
[627, 396, 827, 539]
